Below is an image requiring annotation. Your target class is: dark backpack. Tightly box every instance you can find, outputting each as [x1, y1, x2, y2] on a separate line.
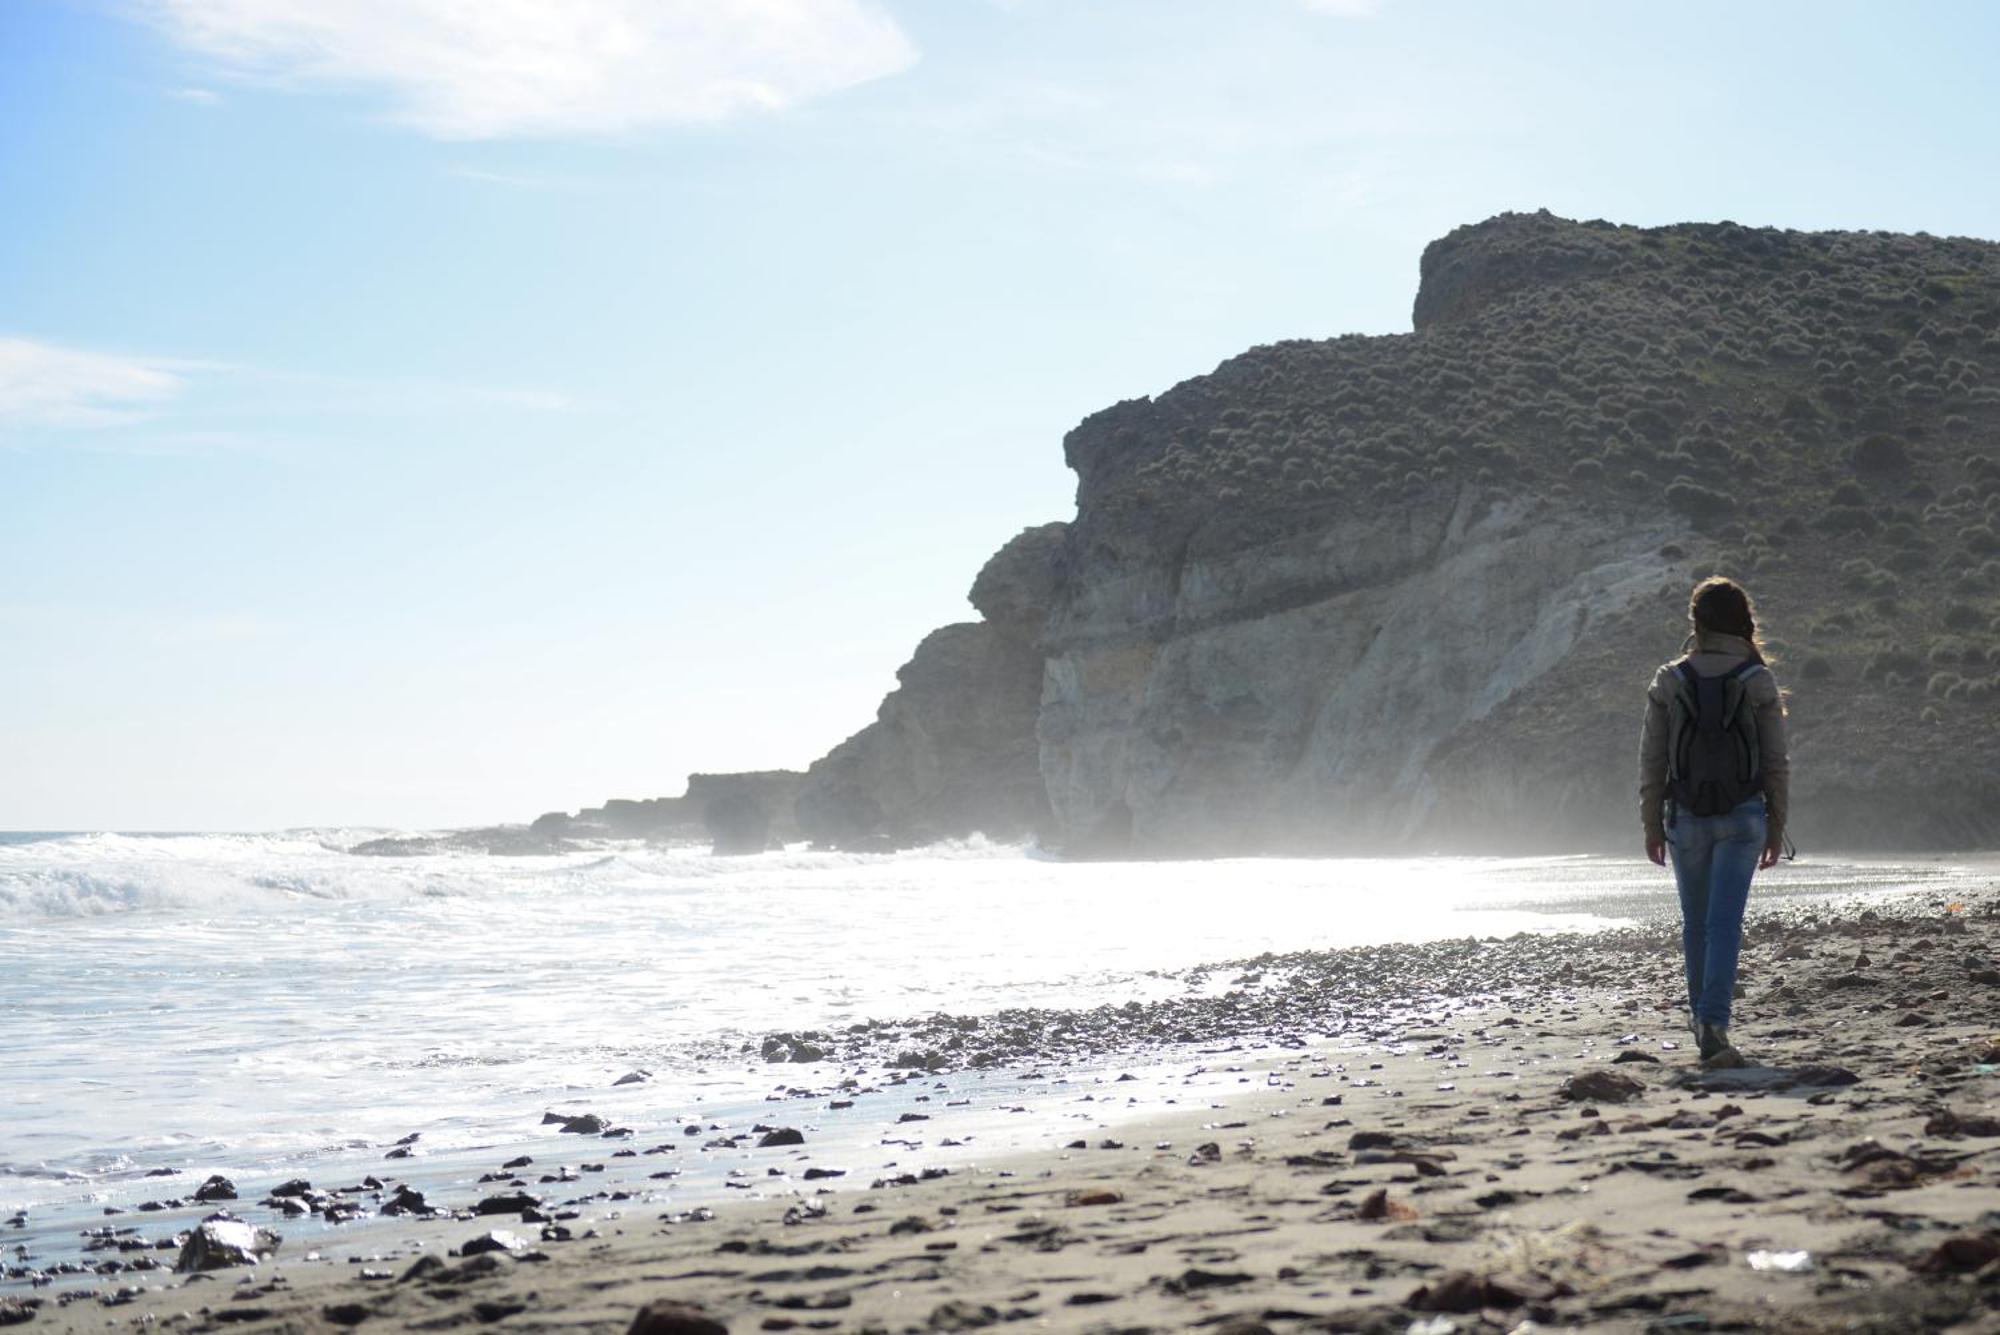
[1666, 658, 1765, 818]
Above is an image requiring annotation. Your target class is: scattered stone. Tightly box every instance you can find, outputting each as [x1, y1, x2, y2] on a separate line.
[175, 1220, 280, 1272]
[1355, 1188, 1418, 1223]
[1559, 1070, 1644, 1103]
[1164, 1268, 1252, 1295]
[926, 1300, 1000, 1330]
[458, 1230, 526, 1258]
[1408, 1271, 1524, 1313]
[757, 1128, 805, 1148]
[381, 1185, 431, 1216]
[627, 1301, 728, 1335]
[1913, 1233, 2000, 1274]
[191, 1175, 238, 1203]
[473, 1192, 541, 1216]
[1924, 1108, 2000, 1138]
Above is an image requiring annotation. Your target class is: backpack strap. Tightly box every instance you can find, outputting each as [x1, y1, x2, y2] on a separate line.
[1665, 661, 1698, 783]
[1719, 659, 1765, 732]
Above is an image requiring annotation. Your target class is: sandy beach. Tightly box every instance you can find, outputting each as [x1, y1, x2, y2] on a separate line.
[10, 879, 2000, 1335]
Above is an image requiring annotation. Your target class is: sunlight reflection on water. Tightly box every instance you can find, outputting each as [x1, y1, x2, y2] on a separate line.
[0, 832, 1979, 1205]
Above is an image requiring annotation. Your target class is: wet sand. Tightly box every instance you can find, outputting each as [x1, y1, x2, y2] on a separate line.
[9, 880, 2000, 1333]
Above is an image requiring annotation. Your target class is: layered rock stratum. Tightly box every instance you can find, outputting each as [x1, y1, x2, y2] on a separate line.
[814, 211, 2000, 853]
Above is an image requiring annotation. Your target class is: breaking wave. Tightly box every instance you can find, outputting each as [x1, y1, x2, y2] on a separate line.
[0, 830, 1025, 920]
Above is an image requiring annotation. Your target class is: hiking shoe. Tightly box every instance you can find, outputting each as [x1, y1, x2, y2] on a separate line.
[1697, 1023, 1731, 1062]
[1701, 1044, 1749, 1071]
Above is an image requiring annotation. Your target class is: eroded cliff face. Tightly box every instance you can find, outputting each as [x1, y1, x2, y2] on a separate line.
[794, 525, 1066, 848]
[1039, 492, 1678, 853]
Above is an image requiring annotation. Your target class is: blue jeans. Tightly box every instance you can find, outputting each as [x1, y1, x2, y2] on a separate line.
[1666, 796, 1766, 1028]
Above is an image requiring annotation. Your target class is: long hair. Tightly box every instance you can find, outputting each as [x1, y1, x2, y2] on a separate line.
[1687, 576, 1769, 664]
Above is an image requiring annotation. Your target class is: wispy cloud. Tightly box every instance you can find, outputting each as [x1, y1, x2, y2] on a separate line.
[166, 85, 222, 104]
[0, 337, 185, 430]
[137, 0, 919, 139]
[1300, 0, 1383, 15]
[2, 334, 577, 450]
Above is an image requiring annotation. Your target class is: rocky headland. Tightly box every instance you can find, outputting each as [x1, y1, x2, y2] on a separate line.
[354, 212, 2000, 859]
[350, 772, 805, 858]
[809, 211, 2000, 855]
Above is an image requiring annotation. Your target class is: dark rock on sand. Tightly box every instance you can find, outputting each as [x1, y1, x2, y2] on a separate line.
[458, 1230, 525, 1258]
[175, 1220, 280, 1272]
[627, 1301, 728, 1335]
[1924, 1108, 2000, 1138]
[382, 1185, 431, 1216]
[926, 1300, 1002, 1329]
[756, 1128, 805, 1148]
[0, 1298, 42, 1326]
[191, 1174, 237, 1203]
[1914, 1233, 2000, 1274]
[1559, 1070, 1644, 1103]
[1165, 1268, 1253, 1295]
[474, 1193, 540, 1216]
[1788, 1064, 1860, 1087]
[1408, 1271, 1525, 1313]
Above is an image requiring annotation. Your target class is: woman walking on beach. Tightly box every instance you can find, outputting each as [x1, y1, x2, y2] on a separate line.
[1639, 577, 1790, 1064]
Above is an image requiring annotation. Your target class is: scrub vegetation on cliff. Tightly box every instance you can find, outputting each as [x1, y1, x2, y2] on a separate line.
[1030, 212, 2000, 850]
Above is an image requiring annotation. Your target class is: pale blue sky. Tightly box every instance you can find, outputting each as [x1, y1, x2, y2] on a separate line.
[4, 0, 1998, 830]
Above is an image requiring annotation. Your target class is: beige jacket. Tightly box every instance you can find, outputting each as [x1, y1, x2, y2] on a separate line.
[1637, 630, 1790, 844]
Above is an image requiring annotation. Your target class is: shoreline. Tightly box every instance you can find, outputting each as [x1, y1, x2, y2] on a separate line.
[11, 878, 2000, 1331]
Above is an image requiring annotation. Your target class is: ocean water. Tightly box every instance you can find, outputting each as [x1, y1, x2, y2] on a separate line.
[0, 831, 1979, 1230]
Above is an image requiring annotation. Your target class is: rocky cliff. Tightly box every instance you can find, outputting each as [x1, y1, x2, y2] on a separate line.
[819, 212, 2000, 853]
[794, 524, 1065, 848]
